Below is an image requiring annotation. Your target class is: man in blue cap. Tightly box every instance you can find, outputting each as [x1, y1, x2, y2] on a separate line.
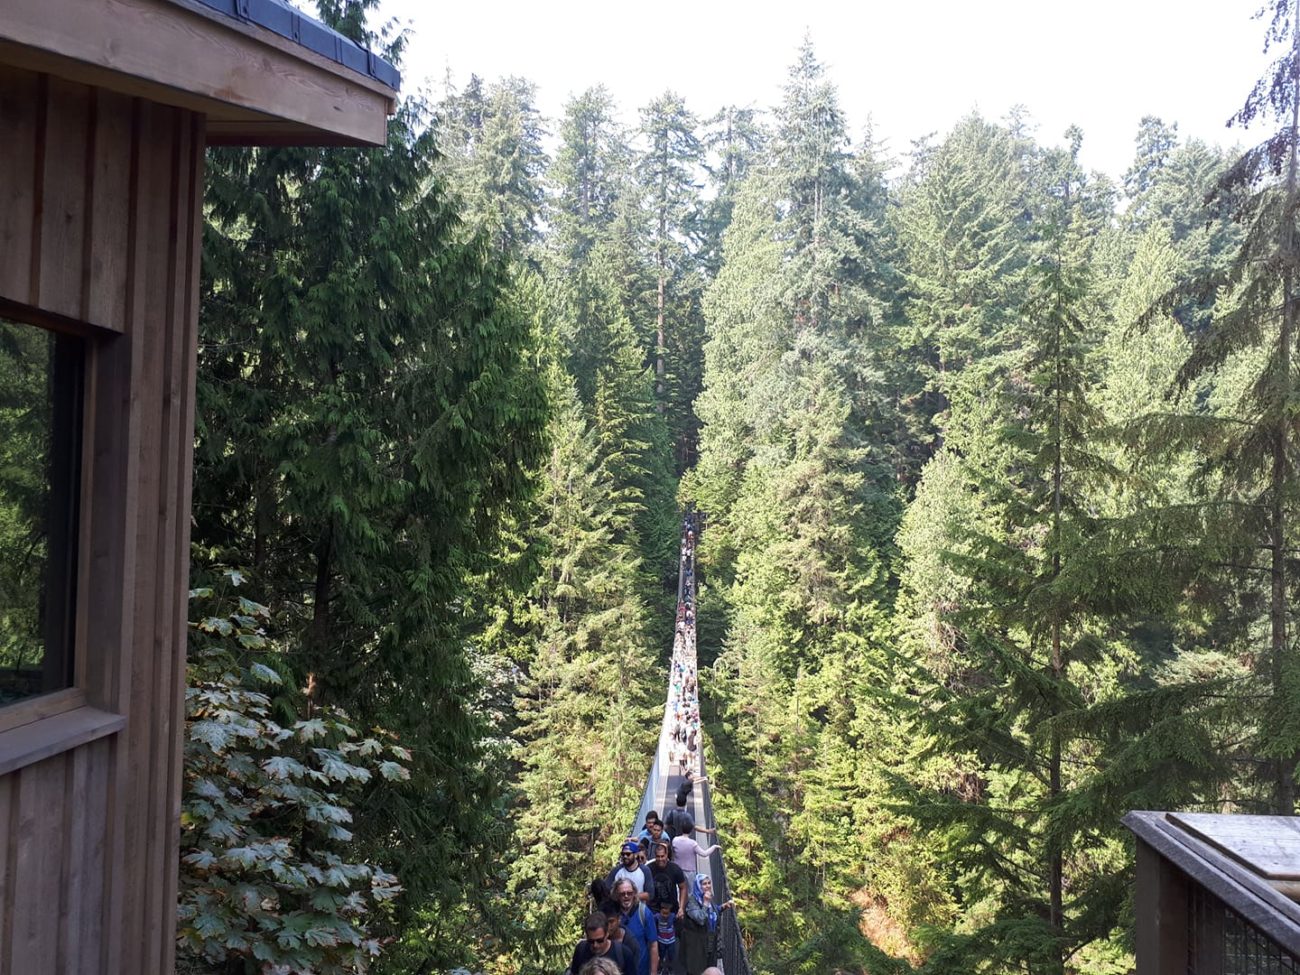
[606, 840, 653, 901]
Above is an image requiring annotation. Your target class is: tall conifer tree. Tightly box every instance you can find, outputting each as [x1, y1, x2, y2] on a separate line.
[1149, 0, 1300, 812]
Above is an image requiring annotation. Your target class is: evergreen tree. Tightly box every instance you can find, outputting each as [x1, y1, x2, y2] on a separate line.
[549, 86, 629, 272]
[1123, 115, 1179, 209]
[197, 37, 549, 946]
[1146, 0, 1300, 812]
[500, 376, 659, 968]
[436, 74, 549, 259]
[546, 86, 637, 400]
[593, 315, 681, 586]
[700, 105, 769, 276]
[893, 203, 1226, 974]
[638, 93, 702, 398]
[1122, 119, 1240, 335]
[688, 38, 904, 973]
[638, 91, 707, 465]
[894, 115, 1031, 460]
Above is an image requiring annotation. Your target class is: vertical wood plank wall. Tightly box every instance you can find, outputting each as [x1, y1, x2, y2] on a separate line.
[0, 64, 203, 975]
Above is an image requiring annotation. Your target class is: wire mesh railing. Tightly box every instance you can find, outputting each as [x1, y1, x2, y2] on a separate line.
[697, 742, 749, 974]
[1189, 883, 1300, 974]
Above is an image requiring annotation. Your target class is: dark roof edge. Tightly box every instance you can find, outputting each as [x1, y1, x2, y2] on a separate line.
[186, 0, 400, 91]
[1124, 810, 1300, 954]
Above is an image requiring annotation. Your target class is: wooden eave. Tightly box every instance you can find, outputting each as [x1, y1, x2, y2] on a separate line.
[0, 0, 398, 146]
[1124, 810, 1300, 952]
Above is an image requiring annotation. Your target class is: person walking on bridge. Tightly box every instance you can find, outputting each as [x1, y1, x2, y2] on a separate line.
[644, 818, 668, 855]
[664, 799, 691, 840]
[671, 826, 720, 875]
[601, 899, 644, 975]
[681, 875, 733, 974]
[674, 771, 708, 809]
[651, 896, 679, 975]
[608, 841, 652, 901]
[649, 842, 688, 922]
[613, 880, 658, 975]
[568, 911, 634, 975]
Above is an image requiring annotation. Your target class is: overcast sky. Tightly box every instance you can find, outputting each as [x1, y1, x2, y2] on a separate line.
[372, 0, 1272, 181]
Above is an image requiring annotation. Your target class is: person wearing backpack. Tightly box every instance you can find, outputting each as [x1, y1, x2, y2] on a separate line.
[613, 879, 658, 975]
[601, 899, 644, 975]
[567, 911, 635, 975]
[663, 801, 691, 840]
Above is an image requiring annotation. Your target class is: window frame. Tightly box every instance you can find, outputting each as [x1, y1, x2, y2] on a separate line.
[0, 299, 125, 768]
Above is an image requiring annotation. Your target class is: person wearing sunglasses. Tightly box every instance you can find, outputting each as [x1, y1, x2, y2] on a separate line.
[568, 911, 635, 975]
[606, 840, 653, 902]
[613, 879, 658, 975]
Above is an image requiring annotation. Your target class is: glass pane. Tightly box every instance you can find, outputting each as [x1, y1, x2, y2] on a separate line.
[0, 320, 81, 707]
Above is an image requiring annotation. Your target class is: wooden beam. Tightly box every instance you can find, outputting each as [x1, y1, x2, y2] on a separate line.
[0, 0, 394, 145]
[1134, 838, 1189, 975]
[1170, 812, 1300, 881]
[0, 708, 124, 779]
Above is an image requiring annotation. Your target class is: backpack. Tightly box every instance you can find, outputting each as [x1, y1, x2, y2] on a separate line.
[632, 901, 653, 933]
[623, 901, 655, 955]
[664, 806, 691, 839]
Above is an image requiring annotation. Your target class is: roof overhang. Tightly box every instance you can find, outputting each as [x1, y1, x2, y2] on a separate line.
[1125, 810, 1300, 953]
[0, 0, 399, 146]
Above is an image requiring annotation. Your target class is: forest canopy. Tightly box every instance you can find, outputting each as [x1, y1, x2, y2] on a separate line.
[172, 1, 1300, 972]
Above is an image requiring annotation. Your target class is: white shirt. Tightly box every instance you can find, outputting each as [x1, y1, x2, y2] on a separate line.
[612, 864, 647, 896]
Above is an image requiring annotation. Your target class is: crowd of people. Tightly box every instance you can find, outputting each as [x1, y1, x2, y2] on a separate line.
[567, 514, 737, 975]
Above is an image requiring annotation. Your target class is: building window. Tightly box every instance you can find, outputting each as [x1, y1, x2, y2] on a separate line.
[0, 319, 83, 707]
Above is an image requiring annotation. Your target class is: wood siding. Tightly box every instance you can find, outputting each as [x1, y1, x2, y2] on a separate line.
[0, 64, 203, 975]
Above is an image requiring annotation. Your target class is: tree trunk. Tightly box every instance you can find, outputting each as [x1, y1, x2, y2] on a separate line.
[1047, 261, 1066, 968]
[309, 520, 334, 658]
[1049, 616, 1064, 962]
[252, 478, 274, 572]
[1274, 14, 1300, 814]
[656, 194, 667, 411]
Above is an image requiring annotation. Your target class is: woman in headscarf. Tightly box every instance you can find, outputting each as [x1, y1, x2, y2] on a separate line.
[680, 873, 732, 974]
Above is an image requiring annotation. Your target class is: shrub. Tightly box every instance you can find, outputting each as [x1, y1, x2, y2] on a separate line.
[178, 571, 410, 975]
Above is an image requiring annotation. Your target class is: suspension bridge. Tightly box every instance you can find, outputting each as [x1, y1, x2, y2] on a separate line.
[622, 515, 751, 975]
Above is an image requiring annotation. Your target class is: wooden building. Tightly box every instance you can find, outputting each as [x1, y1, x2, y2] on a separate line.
[1125, 811, 1300, 974]
[0, 1, 397, 970]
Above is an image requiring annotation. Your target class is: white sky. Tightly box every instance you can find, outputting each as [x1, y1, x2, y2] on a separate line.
[374, 0, 1273, 181]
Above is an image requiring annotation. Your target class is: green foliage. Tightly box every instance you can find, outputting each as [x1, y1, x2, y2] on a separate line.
[893, 114, 1031, 462]
[196, 40, 549, 952]
[1133, 0, 1300, 813]
[179, 573, 409, 975]
[435, 74, 549, 259]
[481, 375, 660, 971]
[639, 90, 707, 466]
[687, 36, 906, 975]
[0, 322, 57, 684]
[186, 12, 1289, 974]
